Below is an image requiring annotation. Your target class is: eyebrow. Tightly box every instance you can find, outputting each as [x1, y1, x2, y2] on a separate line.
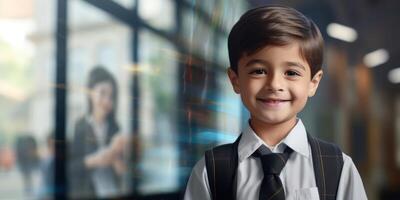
[285, 61, 306, 71]
[245, 59, 307, 71]
[244, 59, 269, 68]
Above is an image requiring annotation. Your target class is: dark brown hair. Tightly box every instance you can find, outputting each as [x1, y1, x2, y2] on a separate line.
[87, 66, 119, 131]
[228, 5, 324, 78]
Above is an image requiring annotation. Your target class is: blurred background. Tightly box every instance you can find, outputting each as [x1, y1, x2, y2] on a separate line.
[0, 0, 399, 199]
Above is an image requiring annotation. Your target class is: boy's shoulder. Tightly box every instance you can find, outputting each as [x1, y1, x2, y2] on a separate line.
[306, 134, 343, 157]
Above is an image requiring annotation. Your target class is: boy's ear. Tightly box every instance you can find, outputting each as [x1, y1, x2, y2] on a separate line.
[227, 68, 241, 94]
[308, 70, 323, 97]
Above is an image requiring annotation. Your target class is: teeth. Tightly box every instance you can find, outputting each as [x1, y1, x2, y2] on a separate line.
[257, 98, 289, 103]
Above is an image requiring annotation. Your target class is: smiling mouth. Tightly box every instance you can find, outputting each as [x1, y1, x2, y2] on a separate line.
[257, 98, 290, 102]
[257, 98, 291, 106]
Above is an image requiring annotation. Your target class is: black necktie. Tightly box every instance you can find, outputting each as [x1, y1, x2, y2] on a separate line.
[254, 145, 293, 200]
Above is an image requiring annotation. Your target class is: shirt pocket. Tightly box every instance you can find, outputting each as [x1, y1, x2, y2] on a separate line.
[295, 187, 320, 200]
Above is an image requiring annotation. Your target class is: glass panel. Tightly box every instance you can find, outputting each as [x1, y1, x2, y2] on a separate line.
[182, 9, 213, 60]
[69, 0, 110, 27]
[113, 0, 136, 9]
[138, 0, 175, 31]
[67, 0, 133, 199]
[0, 0, 55, 199]
[216, 34, 229, 67]
[182, 1, 248, 67]
[215, 73, 242, 145]
[137, 30, 179, 194]
[184, 0, 215, 17]
[176, 1, 248, 191]
[219, 0, 248, 31]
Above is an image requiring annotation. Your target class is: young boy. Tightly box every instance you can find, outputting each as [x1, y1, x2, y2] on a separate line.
[184, 5, 367, 200]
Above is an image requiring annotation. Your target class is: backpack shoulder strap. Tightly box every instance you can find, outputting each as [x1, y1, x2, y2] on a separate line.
[307, 133, 344, 200]
[205, 135, 241, 200]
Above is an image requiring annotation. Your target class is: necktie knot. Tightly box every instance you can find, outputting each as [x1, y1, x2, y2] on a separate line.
[254, 145, 293, 175]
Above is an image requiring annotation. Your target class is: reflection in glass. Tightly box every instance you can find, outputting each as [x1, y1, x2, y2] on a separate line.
[15, 135, 40, 197]
[138, 30, 179, 194]
[69, 67, 129, 199]
[0, 0, 55, 199]
[67, 1, 133, 199]
[0, 0, 248, 199]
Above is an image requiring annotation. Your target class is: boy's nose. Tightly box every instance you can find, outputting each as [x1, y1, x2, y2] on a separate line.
[265, 74, 284, 92]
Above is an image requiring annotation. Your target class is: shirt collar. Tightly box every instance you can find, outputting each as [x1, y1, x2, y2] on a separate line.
[237, 119, 310, 163]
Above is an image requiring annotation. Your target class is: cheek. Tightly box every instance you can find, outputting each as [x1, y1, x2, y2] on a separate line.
[100, 96, 113, 107]
[291, 85, 310, 103]
[240, 79, 263, 94]
[90, 93, 99, 106]
[105, 99, 114, 110]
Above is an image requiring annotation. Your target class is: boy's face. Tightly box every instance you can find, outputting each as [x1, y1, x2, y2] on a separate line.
[228, 43, 323, 125]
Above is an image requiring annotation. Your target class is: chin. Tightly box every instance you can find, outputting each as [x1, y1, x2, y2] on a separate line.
[257, 114, 295, 125]
[261, 119, 288, 125]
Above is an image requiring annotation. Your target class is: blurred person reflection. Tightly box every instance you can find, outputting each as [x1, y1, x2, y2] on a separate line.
[69, 66, 127, 198]
[0, 146, 15, 171]
[38, 133, 55, 200]
[14, 134, 40, 197]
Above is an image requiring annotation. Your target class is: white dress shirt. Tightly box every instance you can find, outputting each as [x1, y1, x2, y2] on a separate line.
[184, 119, 368, 200]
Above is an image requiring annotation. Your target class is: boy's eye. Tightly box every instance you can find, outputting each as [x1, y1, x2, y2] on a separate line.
[285, 70, 300, 76]
[249, 69, 267, 75]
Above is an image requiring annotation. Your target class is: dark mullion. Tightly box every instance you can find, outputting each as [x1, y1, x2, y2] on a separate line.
[55, 0, 68, 199]
[83, 0, 133, 25]
[130, 0, 140, 195]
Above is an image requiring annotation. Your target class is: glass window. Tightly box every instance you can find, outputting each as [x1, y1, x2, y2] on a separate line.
[215, 73, 242, 145]
[33, 0, 55, 34]
[138, 0, 175, 31]
[69, 0, 111, 27]
[184, 0, 216, 17]
[176, 2, 248, 189]
[137, 30, 179, 194]
[219, 0, 248, 31]
[0, 0, 55, 199]
[0, 0, 249, 198]
[67, 0, 133, 199]
[113, 0, 136, 9]
[182, 9, 214, 60]
[216, 34, 229, 67]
